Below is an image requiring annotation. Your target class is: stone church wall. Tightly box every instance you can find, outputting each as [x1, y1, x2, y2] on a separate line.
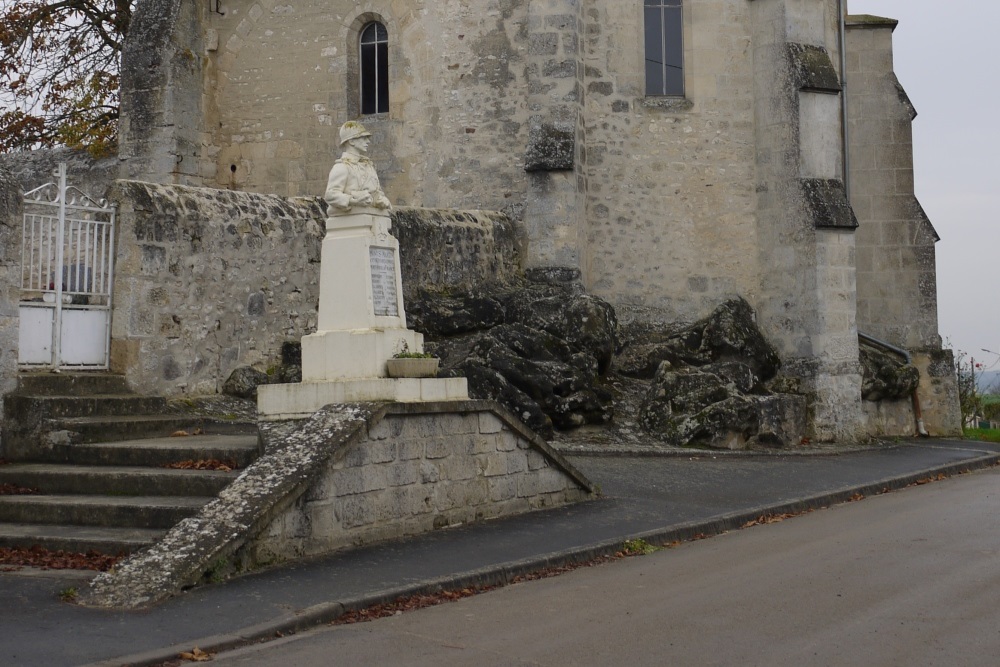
[581, 0, 761, 322]
[201, 0, 534, 211]
[196, 0, 765, 322]
[846, 17, 941, 351]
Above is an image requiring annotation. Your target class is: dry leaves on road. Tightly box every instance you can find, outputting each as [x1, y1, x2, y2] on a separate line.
[742, 508, 816, 528]
[179, 647, 214, 662]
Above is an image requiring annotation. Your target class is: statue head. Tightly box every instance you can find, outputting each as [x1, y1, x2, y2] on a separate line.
[339, 121, 372, 149]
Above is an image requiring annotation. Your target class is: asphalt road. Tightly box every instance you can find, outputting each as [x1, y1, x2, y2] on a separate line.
[211, 466, 1000, 666]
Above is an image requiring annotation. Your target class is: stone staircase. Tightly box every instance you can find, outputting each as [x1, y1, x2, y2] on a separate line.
[0, 373, 260, 556]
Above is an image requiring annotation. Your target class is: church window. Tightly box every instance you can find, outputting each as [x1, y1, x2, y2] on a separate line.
[360, 22, 389, 114]
[644, 0, 684, 96]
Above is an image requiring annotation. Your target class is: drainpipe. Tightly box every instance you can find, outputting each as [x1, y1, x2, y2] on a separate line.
[838, 0, 851, 200]
[859, 332, 929, 437]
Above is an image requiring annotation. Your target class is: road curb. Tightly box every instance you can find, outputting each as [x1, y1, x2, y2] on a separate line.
[85, 451, 1000, 667]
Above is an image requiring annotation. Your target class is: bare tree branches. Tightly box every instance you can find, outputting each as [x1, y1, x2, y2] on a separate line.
[0, 1, 133, 156]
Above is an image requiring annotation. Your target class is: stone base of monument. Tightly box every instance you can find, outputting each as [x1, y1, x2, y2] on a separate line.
[258, 377, 469, 420]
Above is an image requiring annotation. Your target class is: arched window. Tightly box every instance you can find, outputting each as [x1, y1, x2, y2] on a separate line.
[644, 0, 684, 96]
[360, 22, 389, 114]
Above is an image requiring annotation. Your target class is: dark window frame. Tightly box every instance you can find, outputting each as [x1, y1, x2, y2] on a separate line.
[644, 0, 684, 97]
[360, 22, 389, 115]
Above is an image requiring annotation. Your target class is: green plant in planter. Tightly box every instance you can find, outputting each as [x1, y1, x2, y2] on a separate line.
[392, 341, 435, 359]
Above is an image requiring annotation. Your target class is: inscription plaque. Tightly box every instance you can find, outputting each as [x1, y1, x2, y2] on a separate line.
[369, 246, 399, 317]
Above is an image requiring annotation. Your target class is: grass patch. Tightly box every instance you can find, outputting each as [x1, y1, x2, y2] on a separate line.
[963, 427, 1000, 443]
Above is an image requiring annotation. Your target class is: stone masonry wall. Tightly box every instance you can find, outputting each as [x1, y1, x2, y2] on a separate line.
[0, 148, 117, 200]
[0, 167, 21, 446]
[203, 0, 533, 209]
[118, 0, 206, 185]
[110, 181, 527, 396]
[250, 406, 592, 563]
[110, 181, 326, 396]
[196, 0, 762, 322]
[912, 349, 962, 437]
[846, 17, 941, 350]
[582, 0, 760, 320]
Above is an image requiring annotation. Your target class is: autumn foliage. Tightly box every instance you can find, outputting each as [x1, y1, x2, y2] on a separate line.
[0, 1, 133, 157]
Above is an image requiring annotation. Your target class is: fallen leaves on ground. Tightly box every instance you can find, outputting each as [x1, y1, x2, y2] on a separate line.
[0, 545, 122, 571]
[0, 484, 40, 495]
[162, 459, 237, 472]
[179, 647, 213, 662]
[912, 473, 948, 486]
[742, 508, 816, 528]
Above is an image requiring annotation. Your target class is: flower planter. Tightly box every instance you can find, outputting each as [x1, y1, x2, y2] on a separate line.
[386, 358, 439, 378]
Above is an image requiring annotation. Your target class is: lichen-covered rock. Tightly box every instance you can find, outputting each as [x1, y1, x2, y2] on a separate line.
[860, 343, 920, 401]
[754, 394, 808, 448]
[639, 363, 759, 449]
[638, 365, 806, 449]
[427, 322, 613, 437]
[615, 298, 779, 381]
[406, 291, 505, 336]
[637, 332, 803, 450]
[503, 287, 620, 374]
[410, 271, 619, 437]
[222, 367, 269, 399]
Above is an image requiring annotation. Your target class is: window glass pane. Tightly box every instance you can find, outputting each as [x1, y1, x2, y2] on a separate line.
[360, 22, 388, 115]
[376, 42, 389, 113]
[663, 8, 683, 95]
[361, 23, 377, 45]
[644, 7, 663, 95]
[361, 42, 377, 114]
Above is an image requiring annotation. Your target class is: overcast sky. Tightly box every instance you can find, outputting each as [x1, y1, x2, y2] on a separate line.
[850, 1, 1000, 366]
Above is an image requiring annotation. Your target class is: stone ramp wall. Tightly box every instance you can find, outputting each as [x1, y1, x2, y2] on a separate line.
[251, 403, 589, 564]
[109, 180, 526, 396]
[79, 401, 593, 609]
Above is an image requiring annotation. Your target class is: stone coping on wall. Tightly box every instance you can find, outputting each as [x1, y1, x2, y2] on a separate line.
[845, 15, 899, 30]
[79, 400, 593, 609]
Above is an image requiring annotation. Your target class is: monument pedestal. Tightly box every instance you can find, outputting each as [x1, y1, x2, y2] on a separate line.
[301, 328, 423, 382]
[259, 210, 468, 420]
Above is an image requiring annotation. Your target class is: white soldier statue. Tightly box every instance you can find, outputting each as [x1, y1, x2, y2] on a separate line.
[324, 121, 392, 215]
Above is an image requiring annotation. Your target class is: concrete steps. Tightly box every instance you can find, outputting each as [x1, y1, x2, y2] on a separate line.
[0, 522, 167, 554]
[0, 373, 261, 558]
[0, 494, 209, 530]
[0, 463, 238, 497]
[46, 414, 256, 446]
[42, 435, 261, 468]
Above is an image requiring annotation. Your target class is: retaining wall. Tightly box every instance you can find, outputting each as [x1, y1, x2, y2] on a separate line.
[249, 403, 591, 563]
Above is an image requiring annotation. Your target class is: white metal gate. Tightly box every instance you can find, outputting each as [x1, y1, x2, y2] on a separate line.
[18, 163, 116, 370]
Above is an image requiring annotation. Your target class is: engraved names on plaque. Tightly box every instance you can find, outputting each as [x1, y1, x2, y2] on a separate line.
[369, 246, 399, 317]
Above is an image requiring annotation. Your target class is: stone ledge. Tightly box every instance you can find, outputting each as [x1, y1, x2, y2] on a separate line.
[640, 96, 694, 113]
[258, 378, 470, 419]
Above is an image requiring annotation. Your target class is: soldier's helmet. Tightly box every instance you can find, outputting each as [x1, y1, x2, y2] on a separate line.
[339, 121, 373, 146]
